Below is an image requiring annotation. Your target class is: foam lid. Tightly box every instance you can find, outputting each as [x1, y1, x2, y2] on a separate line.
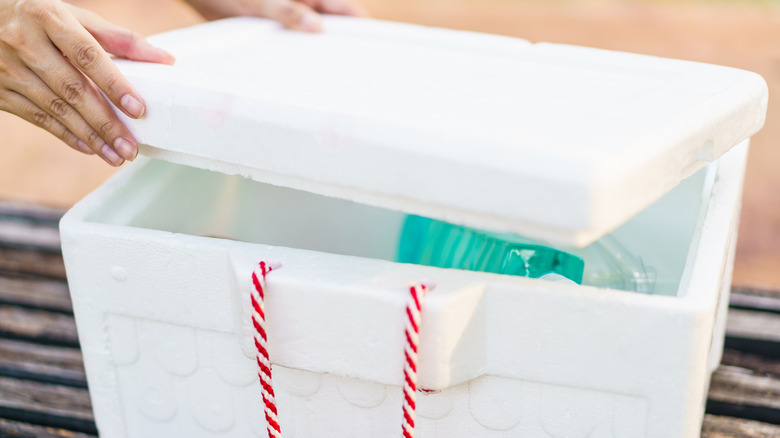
[116, 17, 767, 247]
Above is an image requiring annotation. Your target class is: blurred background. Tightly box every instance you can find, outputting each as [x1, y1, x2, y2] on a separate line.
[1, 0, 778, 290]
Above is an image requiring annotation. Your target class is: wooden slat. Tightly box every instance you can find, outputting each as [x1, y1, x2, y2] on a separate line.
[709, 366, 780, 410]
[729, 290, 780, 313]
[0, 338, 86, 388]
[0, 377, 95, 434]
[0, 305, 78, 347]
[0, 417, 95, 438]
[727, 309, 780, 343]
[0, 220, 61, 252]
[0, 276, 72, 314]
[0, 202, 66, 280]
[725, 307, 780, 359]
[722, 349, 780, 379]
[0, 247, 66, 280]
[702, 414, 780, 438]
[732, 286, 780, 306]
[731, 291, 780, 314]
[707, 365, 780, 426]
[0, 203, 64, 224]
[0, 376, 92, 419]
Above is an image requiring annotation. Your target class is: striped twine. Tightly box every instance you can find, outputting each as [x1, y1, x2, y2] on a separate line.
[251, 261, 282, 438]
[402, 282, 432, 438]
[251, 261, 432, 438]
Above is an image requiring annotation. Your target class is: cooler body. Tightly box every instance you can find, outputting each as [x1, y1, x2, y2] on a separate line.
[60, 141, 748, 438]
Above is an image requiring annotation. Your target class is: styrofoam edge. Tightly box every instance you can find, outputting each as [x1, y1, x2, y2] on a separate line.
[676, 140, 748, 305]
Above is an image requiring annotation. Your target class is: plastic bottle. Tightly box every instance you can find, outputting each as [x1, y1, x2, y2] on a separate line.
[568, 234, 657, 293]
[397, 215, 657, 292]
[397, 215, 584, 283]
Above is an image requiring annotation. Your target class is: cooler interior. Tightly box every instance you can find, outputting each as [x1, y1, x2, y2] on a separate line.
[85, 158, 713, 296]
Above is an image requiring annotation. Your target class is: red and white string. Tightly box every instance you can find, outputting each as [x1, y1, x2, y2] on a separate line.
[252, 262, 432, 438]
[402, 282, 432, 438]
[251, 261, 282, 438]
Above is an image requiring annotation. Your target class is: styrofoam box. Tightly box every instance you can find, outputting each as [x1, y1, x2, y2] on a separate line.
[63, 142, 745, 438]
[59, 17, 765, 438]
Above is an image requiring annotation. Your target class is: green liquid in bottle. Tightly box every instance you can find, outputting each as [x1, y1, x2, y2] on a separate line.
[397, 215, 585, 283]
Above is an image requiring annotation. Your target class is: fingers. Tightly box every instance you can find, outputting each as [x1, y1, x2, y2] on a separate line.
[66, 5, 176, 65]
[17, 3, 141, 164]
[22, 39, 138, 164]
[252, 0, 323, 32]
[0, 0, 147, 166]
[183, 0, 369, 32]
[38, 3, 146, 122]
[11, 63, 129, 165]
[254, 0, 370, 31]
[94, 28, 176, 66]
[0, 90, 100, 158]
[303, 0, 370, 17]
[13, 27, 136, 165]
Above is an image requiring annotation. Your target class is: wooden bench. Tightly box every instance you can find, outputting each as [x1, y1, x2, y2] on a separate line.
[0, 201, 778, 437]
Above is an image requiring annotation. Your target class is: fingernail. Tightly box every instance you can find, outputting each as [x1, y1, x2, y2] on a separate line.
[101, 144, 124, 166]
[156, 48, 176, 65]
[120, 94, 145, 119]
[299, 12, 322, 32]
[77, 140, 94, 155]
[114, 137, 137, 161]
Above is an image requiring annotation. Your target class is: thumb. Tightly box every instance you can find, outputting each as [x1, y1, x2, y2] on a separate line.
[67, 6, 176, 65]
[251, 0, 323, 33]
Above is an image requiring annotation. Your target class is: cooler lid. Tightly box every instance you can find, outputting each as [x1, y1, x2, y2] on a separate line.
[116, 17, 767, 247]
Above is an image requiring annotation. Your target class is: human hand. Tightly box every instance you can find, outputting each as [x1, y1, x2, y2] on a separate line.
[184, 0, 369, 32]
[0, 0, 175, 166]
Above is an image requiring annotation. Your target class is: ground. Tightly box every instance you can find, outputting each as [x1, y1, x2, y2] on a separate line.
[1, 0, 778, 289]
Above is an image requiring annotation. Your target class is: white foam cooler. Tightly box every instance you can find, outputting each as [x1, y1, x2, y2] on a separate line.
[60, 17, 768, 438]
